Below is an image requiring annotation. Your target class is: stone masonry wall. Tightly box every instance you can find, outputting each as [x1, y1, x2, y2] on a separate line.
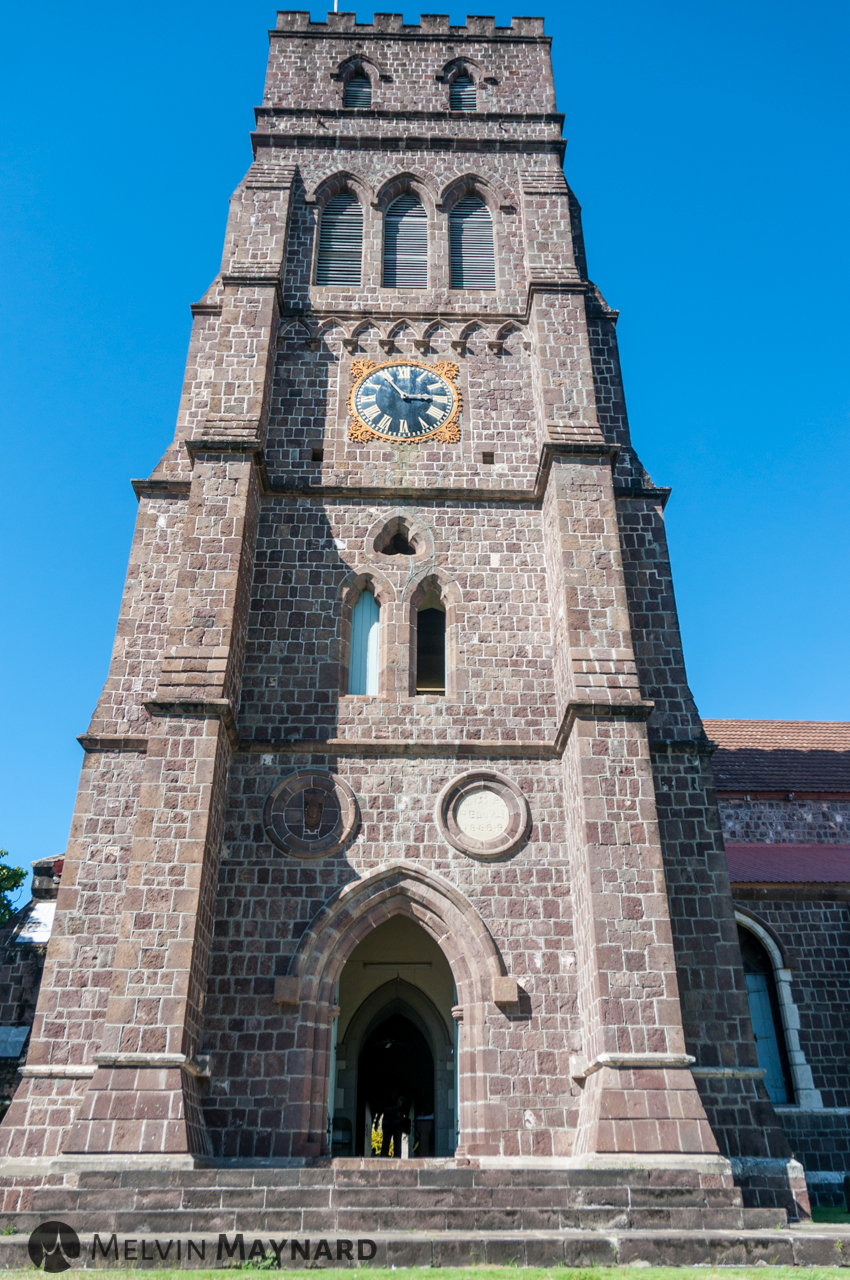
[720, 798, 850, 845]
[239, 498, 557, 745]
[203, 752, 575, 1159]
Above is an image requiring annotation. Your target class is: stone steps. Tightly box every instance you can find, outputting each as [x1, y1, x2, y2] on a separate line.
[0, 1205, 789, 1234]
[0, 1161, 788, 1235]
[1, 1227, 848, 1270]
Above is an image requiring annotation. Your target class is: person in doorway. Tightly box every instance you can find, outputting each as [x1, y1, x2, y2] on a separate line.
[380, 1091, 411, 1158]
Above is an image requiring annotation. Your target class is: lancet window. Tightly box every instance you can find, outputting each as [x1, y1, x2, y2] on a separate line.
[316, 193, 363, 287]
[449, 196, 495, 290]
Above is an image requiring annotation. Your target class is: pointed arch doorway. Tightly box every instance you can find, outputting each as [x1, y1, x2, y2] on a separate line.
[332, 915, 457, 1157]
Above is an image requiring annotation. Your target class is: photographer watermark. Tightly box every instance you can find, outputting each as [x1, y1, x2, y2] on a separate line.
[27, 1224, 378, 1270]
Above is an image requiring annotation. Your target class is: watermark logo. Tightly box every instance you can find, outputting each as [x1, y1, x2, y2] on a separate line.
[25, 1228, 376, 1270]
[28, 1223, 81, 1273]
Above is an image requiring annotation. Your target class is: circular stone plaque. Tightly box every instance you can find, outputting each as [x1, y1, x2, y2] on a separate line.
[435, 771, 531, 860]
[455, 789, 511, 842]
[263, 771, 359, 859]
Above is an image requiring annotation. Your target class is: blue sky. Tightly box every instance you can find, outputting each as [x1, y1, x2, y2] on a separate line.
[1, 0, 848, 892]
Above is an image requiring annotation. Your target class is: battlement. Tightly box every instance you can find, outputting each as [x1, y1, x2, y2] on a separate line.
[274, 11, 546, 38]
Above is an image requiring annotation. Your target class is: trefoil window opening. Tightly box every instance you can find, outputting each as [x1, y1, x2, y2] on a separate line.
[386, 530, 415, 555]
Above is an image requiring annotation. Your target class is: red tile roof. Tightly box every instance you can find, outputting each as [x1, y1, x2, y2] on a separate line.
[726, 843, 850, 884]
[703, 719, 850, 793]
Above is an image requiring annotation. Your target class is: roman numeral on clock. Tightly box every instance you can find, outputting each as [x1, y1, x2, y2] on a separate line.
[377, 415, 393, 430]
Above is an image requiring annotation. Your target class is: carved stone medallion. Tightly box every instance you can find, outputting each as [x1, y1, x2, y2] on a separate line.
[263, 771, 359, 859]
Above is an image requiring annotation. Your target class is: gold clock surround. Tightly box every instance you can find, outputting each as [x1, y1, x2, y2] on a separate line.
[348, 357, 462, 445]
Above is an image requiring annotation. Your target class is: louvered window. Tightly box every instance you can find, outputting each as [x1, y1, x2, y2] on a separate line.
[316, 193, 363, 287]
[348, 589, 380, 695]
[449, 196, 495, 290]
[343, 73, 372, 108]
[449, 74, 476, 110]
[383, 194, 427, 289]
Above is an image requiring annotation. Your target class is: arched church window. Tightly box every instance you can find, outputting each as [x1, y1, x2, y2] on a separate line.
[449, 73, 476, 110]
[343, 72, 372, 108]
[416, 591, 446, 694]
[348, 588, 380, 695]
[738, 924, 794, 1105]
[449, 196, 495, 290]
[316, 193, 363, 287]
[383, 194, 428, 289]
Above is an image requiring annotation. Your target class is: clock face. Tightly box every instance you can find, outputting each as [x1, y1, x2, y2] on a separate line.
[351, 361, 459, 442]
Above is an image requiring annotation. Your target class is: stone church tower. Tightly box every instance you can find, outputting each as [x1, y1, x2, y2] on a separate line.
[0, 8, 807, 1221]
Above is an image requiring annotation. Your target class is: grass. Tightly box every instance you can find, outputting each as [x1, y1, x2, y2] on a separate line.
[811, 1207, 850, 1224]
[40, 1270, 850, 1280]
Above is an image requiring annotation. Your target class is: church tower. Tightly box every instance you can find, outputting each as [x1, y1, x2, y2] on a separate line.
[0, 9, 806, 1220]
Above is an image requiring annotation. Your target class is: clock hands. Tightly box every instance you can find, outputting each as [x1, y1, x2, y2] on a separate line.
[381, 374, 435, 404]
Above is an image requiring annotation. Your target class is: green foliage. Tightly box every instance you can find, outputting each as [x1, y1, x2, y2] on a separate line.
[0, 850, 26, 928]
[812, 1207, 850, 1223]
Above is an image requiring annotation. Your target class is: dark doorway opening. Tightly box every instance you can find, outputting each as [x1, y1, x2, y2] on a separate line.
[355, 1011, 435, 1156]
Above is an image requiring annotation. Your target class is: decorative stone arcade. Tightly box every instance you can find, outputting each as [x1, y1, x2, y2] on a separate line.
[0, 6, 810, 1231]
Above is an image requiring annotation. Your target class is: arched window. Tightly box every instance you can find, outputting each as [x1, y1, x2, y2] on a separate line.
[343, 72, 372, 108]
[416, 590, 445, 694]
[348, 589, 380, 695]
[383, 194, 427, 289]
[450, 73, 476, 110]
[738, 924, 794, 1105]
[316, 193, 363, 287]
[449, 196, 495, 290]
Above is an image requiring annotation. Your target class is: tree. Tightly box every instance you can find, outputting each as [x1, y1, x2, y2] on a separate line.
[0, 851, 27, 928]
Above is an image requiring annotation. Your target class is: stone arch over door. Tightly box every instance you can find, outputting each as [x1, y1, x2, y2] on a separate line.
[278, 860, 517, 1157]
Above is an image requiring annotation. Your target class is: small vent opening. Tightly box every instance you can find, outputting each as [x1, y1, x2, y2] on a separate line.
[344, 73, 372, 108]
[450, 74, 476, 110]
